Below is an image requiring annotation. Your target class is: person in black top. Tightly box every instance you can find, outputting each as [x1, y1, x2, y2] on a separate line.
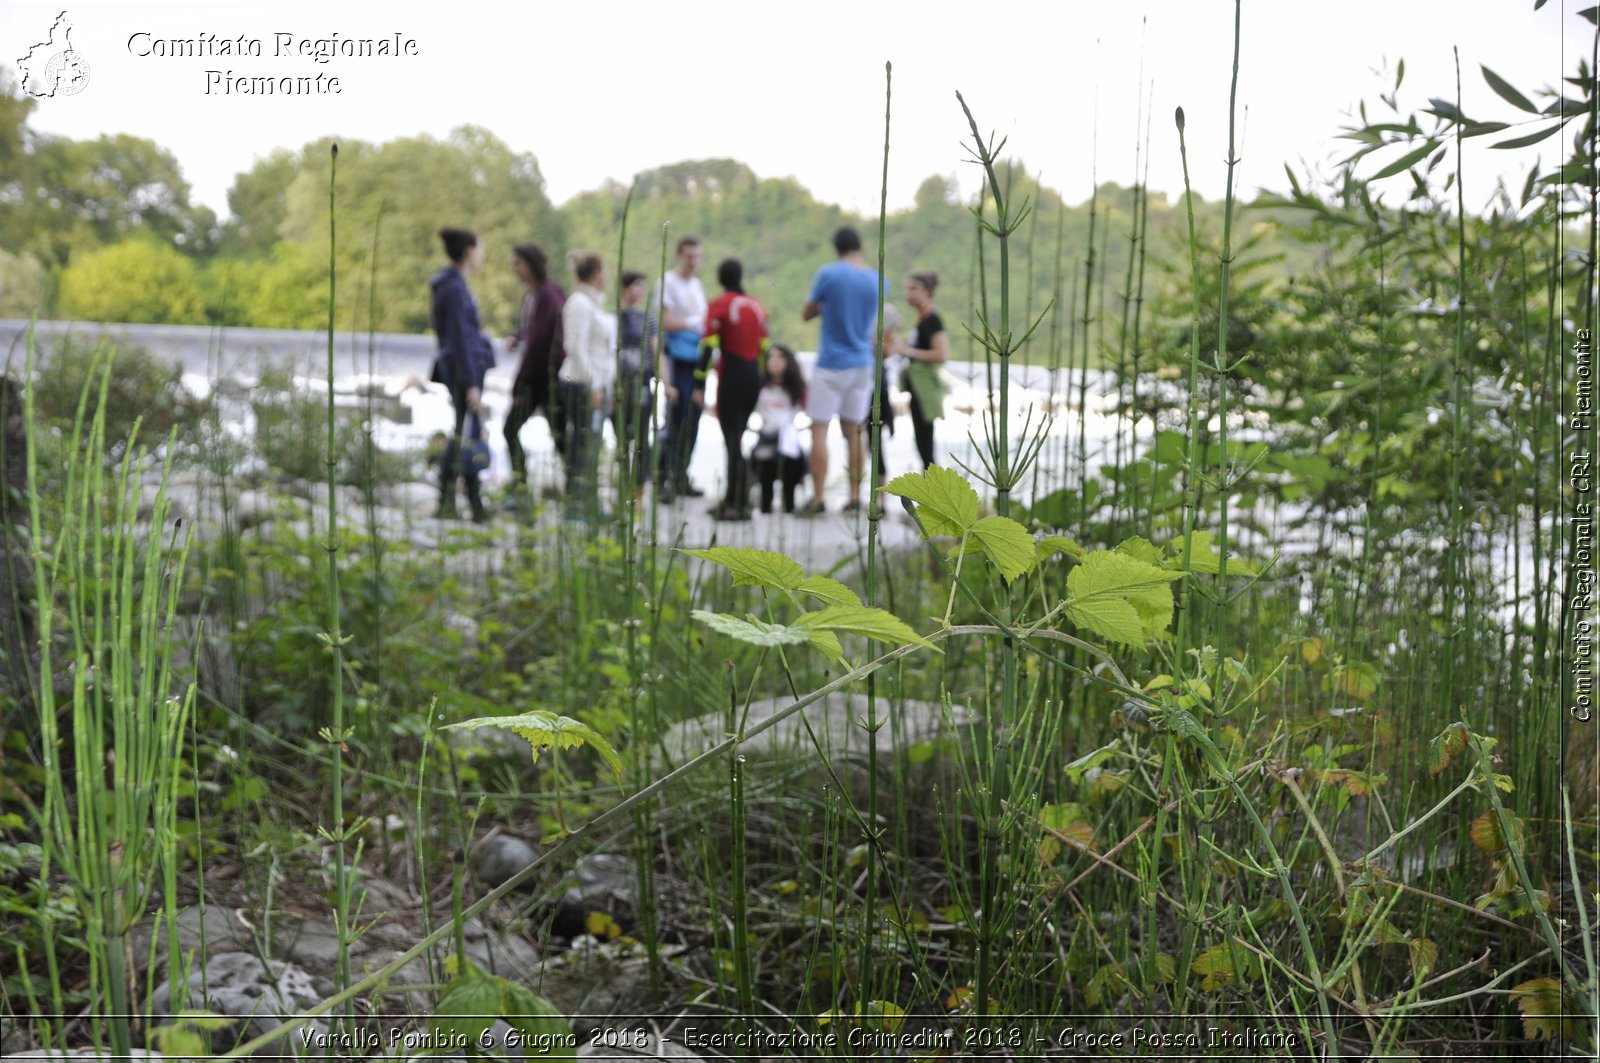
[429, 227, 496, 522]
[891, 271, 949, 469]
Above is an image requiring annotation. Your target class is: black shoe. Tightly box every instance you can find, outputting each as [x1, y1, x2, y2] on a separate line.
[683, 483, 706, 498]
[713, 504, 752, 522]
[797, 499, 826, 517]
[842, 498, 862, 513]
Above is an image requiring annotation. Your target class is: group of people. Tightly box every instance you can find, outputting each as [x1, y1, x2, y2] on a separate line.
[427, 224, 950, 523]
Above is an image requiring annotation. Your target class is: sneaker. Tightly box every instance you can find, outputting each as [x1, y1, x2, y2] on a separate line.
[683, 483, 706, 498]
[713, 505, 752, 522]
[842, 498, 862, 513]
[797, 499, 826, 517]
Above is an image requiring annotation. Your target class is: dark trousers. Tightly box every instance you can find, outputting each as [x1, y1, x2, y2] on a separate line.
[716, 357, 760, 513]
[559, 381, 600, 519]
[505, 369, 564, 486]
[611, 371, 653, 488]
[755, 449, 806, 514]
[659, 359, 701, 491]
[439, 367, 485, 515]
[908, 388, 936, 469]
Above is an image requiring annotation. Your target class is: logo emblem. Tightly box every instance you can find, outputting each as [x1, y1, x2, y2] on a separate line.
[18, 12, 90, 98]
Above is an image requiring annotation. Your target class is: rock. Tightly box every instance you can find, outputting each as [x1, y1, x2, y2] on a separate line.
[656, 692, 977, 810]
[478, 835, 539, 888]
[579, 1031, 703, 1059]
[127, 905, 256, 968]
[148, 952, 330, 1054]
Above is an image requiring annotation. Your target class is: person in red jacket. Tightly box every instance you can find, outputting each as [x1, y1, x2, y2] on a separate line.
[693, 258, 768, 522]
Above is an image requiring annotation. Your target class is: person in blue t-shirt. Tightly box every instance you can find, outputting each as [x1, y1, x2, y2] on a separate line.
[799, 226, 890, 515]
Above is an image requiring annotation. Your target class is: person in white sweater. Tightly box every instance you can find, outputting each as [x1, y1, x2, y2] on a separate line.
[559, 250, 617, 520]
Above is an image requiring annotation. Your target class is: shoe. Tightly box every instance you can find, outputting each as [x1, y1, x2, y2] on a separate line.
[540, 484, 562, 501]
[434, 499, 459, 520]
[713, 505, 752, 522]
[842, 498, 862, 513]
[684, 484, 706, 498]
[797, 499, 826, 517]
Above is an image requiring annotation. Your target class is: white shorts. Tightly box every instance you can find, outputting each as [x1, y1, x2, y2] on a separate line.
[806, 365, 874, 426]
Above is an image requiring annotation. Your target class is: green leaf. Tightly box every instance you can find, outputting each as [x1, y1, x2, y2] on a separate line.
[1063, 550, 1185, 647]
[1116, 536, 1165, 567]
[806, 628, 845, 664]
[1191, 939, 1262, 991]
[1171, 530, 1259, 576]
[1063, 742, 1119, 782]
[1063, 595, 1146, 648]
[883, 465, 979, 537]
[499, 982, 576, 1058]
[446, 711, 624, 783]
[1511, 977, 1580, 1040]
[1491, 122, 1562, 150]
[1370, 139, 1439, 181]
[796, 576, 862, 607]
[692, 609, 813, 648]
[797, 604, 935, 653]
[430, 969, 502, 1044]
[970, 515, 1036, 583]
[1036, 534, 1084, 561]
[681, 546, 803, 591]
[1323, 661, 1380, 699]
[1480, 65, 1539, 113]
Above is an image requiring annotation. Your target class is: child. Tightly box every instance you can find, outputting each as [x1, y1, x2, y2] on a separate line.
[752, 344, 808, 515]
[613, 271, 652, 504]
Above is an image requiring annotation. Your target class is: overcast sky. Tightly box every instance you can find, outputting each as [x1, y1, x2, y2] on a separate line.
[5, 1, 1590, 218]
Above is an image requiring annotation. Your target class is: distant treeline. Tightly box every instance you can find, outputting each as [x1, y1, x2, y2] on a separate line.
[2, 63, 1325, 366]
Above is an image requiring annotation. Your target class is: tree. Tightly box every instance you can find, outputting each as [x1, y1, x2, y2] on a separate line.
[57, 238, 206, 324]
[276, 127, 563, 333]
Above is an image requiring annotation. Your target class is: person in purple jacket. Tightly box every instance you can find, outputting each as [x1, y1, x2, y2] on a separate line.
[430, 226, 496, 522]
[503, 242, 567, 508]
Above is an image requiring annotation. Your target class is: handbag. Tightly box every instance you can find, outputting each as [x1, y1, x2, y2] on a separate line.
[459, 413, 491, 477]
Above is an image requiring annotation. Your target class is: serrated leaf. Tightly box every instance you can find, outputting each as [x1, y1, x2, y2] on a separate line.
[1117, 536, 1165, 566]
[970, 515, 1036, 582]
[883, 465, 979, 537]
[1427, 722, 1470, 776]
[1064, 550, 1184, 647]
[797, 604, 936, 653]
[796, 576, 862, 607]
[692, 609, 813, 648]
[1511, 977, 1579, 1040]
[1064, 595, 1146, 648]
[498, 981, 576, 1058]
[1371, 139, 1439, 181]
[446, 711, 623, 782]
[1481, 65, 1539, 113]
[681, 546, 803, 590]
[1470, 809, 1523, 853]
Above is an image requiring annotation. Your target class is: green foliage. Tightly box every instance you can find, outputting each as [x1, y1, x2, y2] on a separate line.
[30, 336, 208, 455]
[430, 958, 574, 1057]
[444, 712, 624, 783]
[57, 237, 207, 324]
[1062, 549, 1184, 648]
